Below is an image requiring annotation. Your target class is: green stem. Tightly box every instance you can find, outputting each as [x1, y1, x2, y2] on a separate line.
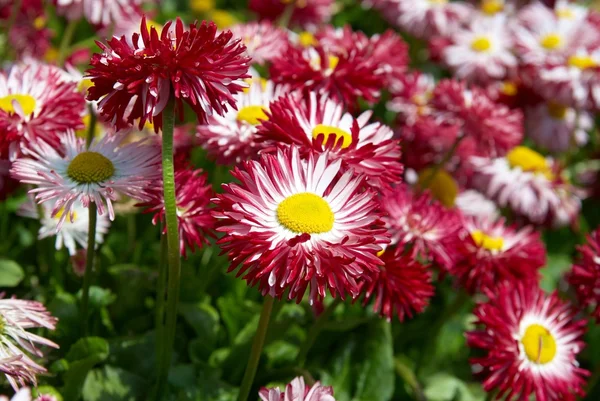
[395, 359, 426, 401]
[484, 389, 498, 401]
[277, 3, 295, 28]
[296, 298, 342, 367]
[79, 107, 98, 335]
[419, 134, 464, 190]
[237, 296, 275, 401]
[155, 230, 168, 383]
[80, 203, 97, 335]
[57, 19, 79, 66]
[155, 97, 181, 399]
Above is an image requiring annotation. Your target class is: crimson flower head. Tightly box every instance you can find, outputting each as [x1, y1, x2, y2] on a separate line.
[362, 246, 434, 322]
[569, 228, 600, 322]
[86, 16, 251, 132]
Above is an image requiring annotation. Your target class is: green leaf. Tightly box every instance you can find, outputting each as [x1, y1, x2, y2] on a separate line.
[62, 337, 110, 400]
[540, 254, 572, 292]
[353, 320, 395, 401]
[0, 259, 24, 287]
[424, 373, 485, 401]
[35, 386, 64, 401]
[83, 366, 147, 401]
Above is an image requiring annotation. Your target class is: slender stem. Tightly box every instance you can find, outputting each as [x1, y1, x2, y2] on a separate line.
[395, 359, 426, 401]
[277, 3, 295, 28]
[79, 107, 98, 335]
[238, 296, 275, 401]
[57, 19, 79, 66]
[419, 134, 464, 191]
[155, 97, 181, 399]
[155, 230, 168, 383]
[80, 203, 97, 335]
[296, 298, 342, 367]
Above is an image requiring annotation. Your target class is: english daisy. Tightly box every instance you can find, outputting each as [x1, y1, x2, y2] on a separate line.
[86, 17, 250, 132]
[0, 63, 85, 159]
[259, 376, 335, 401]
[10, 131, 161, 226]
[452, 216, 546, 294]
[362, 246, 434, 322]
[53, 0, 143, 27]
[17, 198, 111, 256]
[140, 168, 214, 257]
[229, 21, 289, 65]
[0, 388, 58, 401]
[569, 228, 600, 322]
[387, 72, 436, 126]
[442, 15, 517, 84]
[196, 78, 283, 164]
[257, 92, 403, 188]
[466, 282, 589, 401]
[470, 146, 585, 227]
[525, 102, 591, 153]
[0, 296, 58, 390]
[213, 146, 388, 304]
[379, 184, 462, 270]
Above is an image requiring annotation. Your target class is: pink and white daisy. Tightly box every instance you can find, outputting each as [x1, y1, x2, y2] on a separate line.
[387, 72, 436, 126]
[0, 296, 58, 390]
[259, 376, 335, 401]
[466, 282, 589, 401]
[385, 0, 472, 40]
[569, 228, 600, 322]
[10, 131, 161, 226]
[470, 146, 585, 227]
[379, 184, 462, 270]
[0, 63, 85, 159]
[525, 102, 591, 153]
[452, 216, 546, 294]
[213, 146, 388, 304]
[17, 198, 111, 256]
[257, 92, 403, 188]
[454, 189, 499, 221]
[53, 0, 143, 27]
[0, 387, 57, 401]
[443, 15, 517, 84]
[196, 78, 283, 164]
[140, 168, 214, 257]
[229, 21, 289, 65]
[362, 246, 434, 322]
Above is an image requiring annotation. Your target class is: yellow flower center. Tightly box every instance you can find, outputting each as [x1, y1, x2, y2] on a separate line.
[190, 0, 215, 13]
[299, 31, 318, 47]
[500, 81, 518, 96]
[522, 324, 557, 364]
[556, 7, 574, 19]
[568, 55, 598, 70]
[276, 192, 334, 234]
[0, 94, 36, 116]
[33, 16, 46, 30]
[417, 168, 458, 207]
[310, 55, 339, 72]
[507, 146, 553, 179]
[481, 0, 504, 15]
[540, 33, 562, 50]
[237, 105, 269, 125]
[54, 207, 78, 222]
[428, 0, 447, 4]
[547, 102, 568, 120]
[311, 124, 352, 149]
[471, 37, 492, 53]
[67, 151, 115, 184]
[208, 10, 238, 29]
[471, 230, 504, 251]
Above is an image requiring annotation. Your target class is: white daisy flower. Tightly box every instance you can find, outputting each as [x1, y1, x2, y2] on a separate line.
[10, 131, 161, 227]
[455, 189, 499, 221]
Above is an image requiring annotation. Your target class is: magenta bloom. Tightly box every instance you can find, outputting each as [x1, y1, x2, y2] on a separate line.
[140, 168, 215, 257]
[467, 282, 589, 401]
[569, 228, 600, 322]
[362, 246, 434, 322]
[86, 17, 251, 132]
[259, 377, 335, 401]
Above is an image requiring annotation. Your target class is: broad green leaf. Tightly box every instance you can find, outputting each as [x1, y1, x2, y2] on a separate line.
[424, 373, 485, 401]
[83, 366, 146, 401]
[0, 259, 24, 287]
[62, 337, 110, 400]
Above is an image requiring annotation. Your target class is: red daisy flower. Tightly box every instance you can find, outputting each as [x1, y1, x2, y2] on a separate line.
[431, 79, 524, 158]
[257, 92, 402, 189]
[86, 16, 251, 132]
[249, 0, 334, 29]
[269, 41, 383, 109]
[140, 167, 214, 257]
[569, 228, 600, 322]
[213, 146, 388, 304]
[379, 184, 462, 270]
[451, 216, 546, 294]
[466, 282, 589, 401]
[362, 246, 434, 322]
[0, 63, 85, 159]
